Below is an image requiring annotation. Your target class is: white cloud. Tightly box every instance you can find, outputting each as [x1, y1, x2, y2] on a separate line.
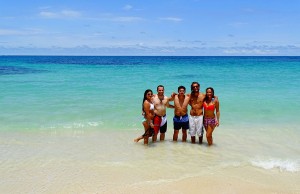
[1, 45, 300, 56]
[0, 29, 23, 35]
[159, 17, 183, 22]
[136, 42, 145, 47]
[223, 47, 278, 55]
[39, 10, 81, 19]
[111, 16, 143, 22]
[160, 49, 176, 53]
[0, 28, 42, 36]
[229, 22, 248, 28]
[123, 5, 133, 11]
[39, 11, 59, 18]
[61, 10, 81, 17]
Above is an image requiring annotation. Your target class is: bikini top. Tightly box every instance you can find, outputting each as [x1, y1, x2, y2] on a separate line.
[203, 99, 215, 111]
[150, 103, 154, 110]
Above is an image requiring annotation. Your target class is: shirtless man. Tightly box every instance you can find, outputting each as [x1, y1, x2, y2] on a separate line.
[189, 81, 206, 144]
[153, 85, 174, 142]
[173, 86, 190, 142]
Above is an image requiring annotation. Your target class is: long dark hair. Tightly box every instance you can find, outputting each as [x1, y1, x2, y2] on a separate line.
[142, 89, 153, 112]
[205, 87, 215, 101]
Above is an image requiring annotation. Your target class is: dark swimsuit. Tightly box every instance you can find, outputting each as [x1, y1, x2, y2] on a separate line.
[142, 127, 154, 137]
[173, 114, 189, 130]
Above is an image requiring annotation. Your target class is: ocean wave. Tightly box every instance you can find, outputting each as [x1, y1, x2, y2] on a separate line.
[88, 122, 101, 126]
[251, 158, 299, 172]
[40, 121, 103, 130]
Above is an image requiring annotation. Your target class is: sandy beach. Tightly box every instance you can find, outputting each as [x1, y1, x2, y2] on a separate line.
[1, 129, 299, 194]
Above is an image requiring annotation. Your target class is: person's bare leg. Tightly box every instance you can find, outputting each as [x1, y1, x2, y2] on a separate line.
[173, 130, 179, 141]
[152, 133, 157, 142]
[206, 125, 215, 146]
[199, 125, 203, 144]
[182, 129, 187, 142]
[143, 136, 149, 145]
[135, 121, 148, 143]
[134, 136, 143, 142]
[160, 133, 165, 141]
[191, 136, 196, 144]
[199, 135, 203, 144]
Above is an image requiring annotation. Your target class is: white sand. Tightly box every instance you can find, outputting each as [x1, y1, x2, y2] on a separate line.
[0, 130, 299, 194]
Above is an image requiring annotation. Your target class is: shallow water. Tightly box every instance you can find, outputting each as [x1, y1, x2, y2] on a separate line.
[0, 56, 299, 193]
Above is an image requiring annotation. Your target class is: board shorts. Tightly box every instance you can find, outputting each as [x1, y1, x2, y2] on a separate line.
[173, 114, 189, 130]
[153, 114, 167, 134]
[189, 115, 203, 137]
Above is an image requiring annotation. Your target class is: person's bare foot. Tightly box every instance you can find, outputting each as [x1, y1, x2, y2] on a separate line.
[134, 137, 141, 142]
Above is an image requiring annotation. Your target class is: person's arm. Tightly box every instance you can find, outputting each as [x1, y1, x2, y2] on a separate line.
[215, 99, 220, 127]
[166, 97, 175, 109]
[183, 95, 190, 107]
[168, 92, 177, 101]
[186, 93, 192, 106]
[167, 104, 175, 108]
[166, 101, 175, 108]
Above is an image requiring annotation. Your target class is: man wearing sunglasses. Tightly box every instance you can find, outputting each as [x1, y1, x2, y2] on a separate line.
[188, 81, 206, 144]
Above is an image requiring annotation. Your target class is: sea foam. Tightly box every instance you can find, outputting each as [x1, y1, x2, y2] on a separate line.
[251, 158, 299, 172]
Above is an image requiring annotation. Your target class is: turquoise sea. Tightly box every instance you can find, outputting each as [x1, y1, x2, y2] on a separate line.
[2, 56, 299, 131]
[1, 56, 300, 193]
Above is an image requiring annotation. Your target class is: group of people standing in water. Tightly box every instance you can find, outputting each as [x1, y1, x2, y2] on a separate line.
[134, 81, 220, 146]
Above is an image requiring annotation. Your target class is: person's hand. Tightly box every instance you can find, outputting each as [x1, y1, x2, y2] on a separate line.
[215, 120, 219, 127]
[170, 92, 177, 99]
[150, 123, 154, 128]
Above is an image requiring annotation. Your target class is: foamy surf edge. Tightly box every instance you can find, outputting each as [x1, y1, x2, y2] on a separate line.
[251, 158, 299, 172]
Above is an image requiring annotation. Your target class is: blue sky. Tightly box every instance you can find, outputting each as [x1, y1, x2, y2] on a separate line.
[0, 0, 300, 56]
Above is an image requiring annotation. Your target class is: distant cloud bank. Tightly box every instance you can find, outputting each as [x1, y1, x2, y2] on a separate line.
[1, 45, 299, 56]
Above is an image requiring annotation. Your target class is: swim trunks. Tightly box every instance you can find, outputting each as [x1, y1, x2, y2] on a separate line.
[189, 115, 203, 137]
[204, 117, 216, 128]
[153, 115, 167, 134]
[173, 114, 189, 130]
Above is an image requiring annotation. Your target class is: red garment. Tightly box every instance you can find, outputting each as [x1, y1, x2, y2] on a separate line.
[203, 102, 215, 111]
[153, 115, 162, 134]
